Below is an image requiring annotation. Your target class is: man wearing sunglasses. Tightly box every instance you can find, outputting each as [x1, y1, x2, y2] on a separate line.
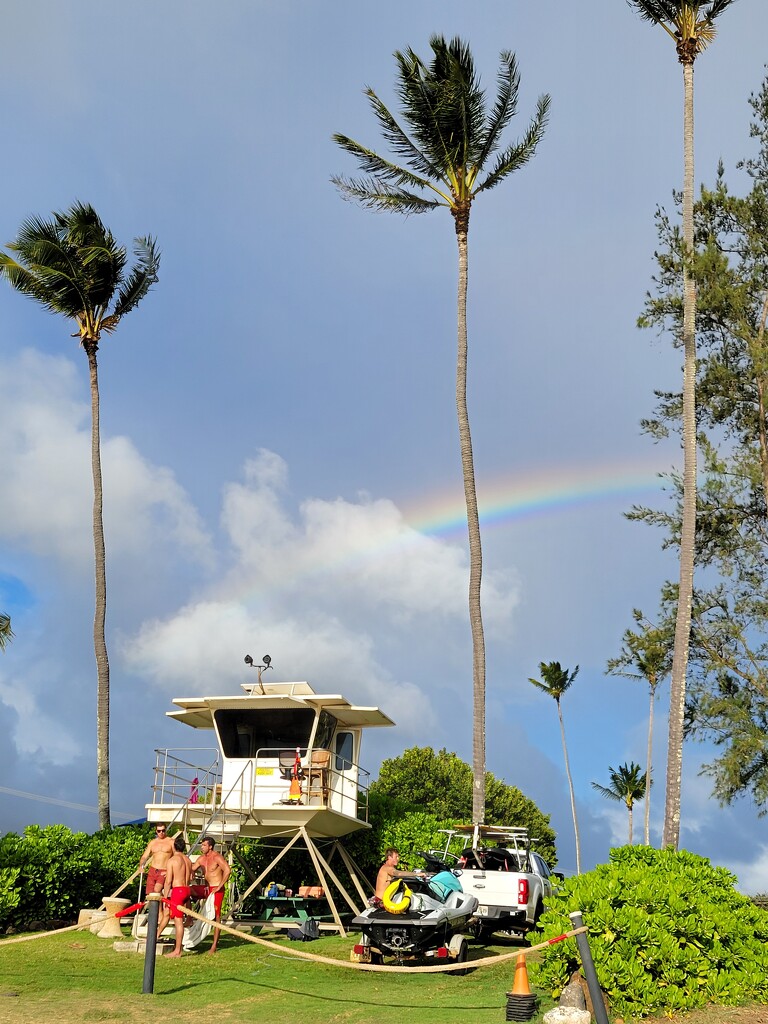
[139, 824, 177, 896]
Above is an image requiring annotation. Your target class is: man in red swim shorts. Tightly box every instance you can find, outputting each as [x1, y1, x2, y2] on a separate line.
[190, 836, 231, 953]
[159, 835, 193, 957]
[139, 823, 176, 895]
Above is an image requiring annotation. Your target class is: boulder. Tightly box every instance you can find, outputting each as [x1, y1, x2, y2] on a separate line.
[543, 1008, 591, 1024]
[559, 979, 587, 1010]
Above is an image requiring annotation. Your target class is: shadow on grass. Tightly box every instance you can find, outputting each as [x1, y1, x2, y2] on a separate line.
[159, 976, 501, 1010]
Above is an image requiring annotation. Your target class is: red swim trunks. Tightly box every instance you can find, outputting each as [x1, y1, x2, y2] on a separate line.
[146, 866, 166, 893]
[168, 886, 191, 920]
[190, 884, 224, 916]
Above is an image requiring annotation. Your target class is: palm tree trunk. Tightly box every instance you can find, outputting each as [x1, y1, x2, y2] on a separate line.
[557, 700, 581, 873]
[87, 344, 111, 830]
[645, 683, 655, 845]
[663, 59, 697, 852]
[455, 220, 486, 826]
[628, 801, 634, 846]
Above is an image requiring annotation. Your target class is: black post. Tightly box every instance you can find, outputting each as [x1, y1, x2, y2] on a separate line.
[142, 894, 162, 994]
[568, 910, 610, 1024]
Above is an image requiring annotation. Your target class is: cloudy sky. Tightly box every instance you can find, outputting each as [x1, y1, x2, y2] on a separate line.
[1, 0, 767, 887]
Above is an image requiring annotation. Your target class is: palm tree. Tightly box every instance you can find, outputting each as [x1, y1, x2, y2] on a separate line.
[0, 203, 159, 828]
[529, 661, 582, 873]
[607, 609, 673, 844]
[627, 0, 737, 850]
[592, 762, 648, 846]
[333, 37, 550, 825]
[0, 613, 13, 651]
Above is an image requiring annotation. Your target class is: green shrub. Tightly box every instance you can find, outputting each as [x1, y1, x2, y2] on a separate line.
[0, 823, 153, 929]
[0, 868, 21, 921]
[531, 845, 768, 1019]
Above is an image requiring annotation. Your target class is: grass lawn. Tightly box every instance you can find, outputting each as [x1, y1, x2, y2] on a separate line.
[0, 926, 555, 1024]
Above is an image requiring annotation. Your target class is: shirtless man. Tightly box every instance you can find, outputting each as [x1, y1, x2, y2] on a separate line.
[139, 823, 176, 896]
[190, 836, 231, 953]
[159, 835, 193, 956]
[373, 848, 425, 903]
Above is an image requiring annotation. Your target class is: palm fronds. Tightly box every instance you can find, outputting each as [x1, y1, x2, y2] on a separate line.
[626, 0, 740, 54]
[333, 34, 550, 216]
[592, 763, 648, 806]
[0, 613, 13, 651]
[0, 202, 160, 338]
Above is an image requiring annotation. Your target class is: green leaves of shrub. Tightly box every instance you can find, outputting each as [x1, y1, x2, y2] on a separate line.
[531, 845, 768, 1018]
[0, 823, 153, 930]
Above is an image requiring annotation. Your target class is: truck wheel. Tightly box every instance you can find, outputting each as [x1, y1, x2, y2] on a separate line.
[470, 920, 489, 943]
[532, 901, 544, 928]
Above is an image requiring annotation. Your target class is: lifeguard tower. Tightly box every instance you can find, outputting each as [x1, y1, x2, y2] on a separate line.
[145, 656, 394, 934]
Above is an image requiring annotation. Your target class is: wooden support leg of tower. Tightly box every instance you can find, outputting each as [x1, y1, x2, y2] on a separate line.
[332, 840, 373, 904]
[231, 843, 259, 885]
[303, 833, 358, 914]
[232, 829, 305, 910]
[321, 839, 368, 906]
[301, 828, 348, 937]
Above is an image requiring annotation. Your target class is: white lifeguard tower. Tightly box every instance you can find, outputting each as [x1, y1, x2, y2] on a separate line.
[145, 658, 394, 933]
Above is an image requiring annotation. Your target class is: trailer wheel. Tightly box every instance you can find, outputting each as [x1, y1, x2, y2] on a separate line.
[449, 934, 469, 976]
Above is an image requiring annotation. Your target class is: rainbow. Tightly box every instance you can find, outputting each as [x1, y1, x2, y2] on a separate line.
[404, 454, 673, 537]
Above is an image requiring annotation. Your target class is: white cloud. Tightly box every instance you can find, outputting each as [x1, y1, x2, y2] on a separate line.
[123, 600, 434, 733]
[0, 348, 212, 570]
[219, 449, 518, 626]
[122, 449, 522, 733]
[0, 669, 80, 766]
[728, 844, 768, 895]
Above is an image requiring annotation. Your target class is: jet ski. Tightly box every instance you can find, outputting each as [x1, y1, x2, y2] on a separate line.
[350, 869, 478, 969]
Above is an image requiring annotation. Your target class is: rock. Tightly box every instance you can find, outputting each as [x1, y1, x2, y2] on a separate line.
[559, 979, 587, 1010]
[543, 1008, 591, 1024]
[570, 969, 610, 1020]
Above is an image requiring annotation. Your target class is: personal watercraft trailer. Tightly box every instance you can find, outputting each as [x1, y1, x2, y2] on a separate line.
[351, 870, 478, 969]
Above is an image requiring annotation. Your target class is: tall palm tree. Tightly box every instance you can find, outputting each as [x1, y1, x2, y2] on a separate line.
[333, 37, 550, 825]
[592, 762, 648, 846]
[529, 661, 582, 873]
[0, 202, 159, 828]
[0, 613, 13, 651]
[627, 0, 737, 850]
[607, 609, 673, 844]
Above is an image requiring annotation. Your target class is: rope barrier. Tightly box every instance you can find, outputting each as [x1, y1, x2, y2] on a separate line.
[0, 899, 586, 974]
[0, 900, 151, 947]
[167, 903, 588, 973]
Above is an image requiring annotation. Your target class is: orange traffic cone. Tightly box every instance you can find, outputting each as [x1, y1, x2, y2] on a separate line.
[512, 954, 531, 995]
[506, 953, 537, 1021]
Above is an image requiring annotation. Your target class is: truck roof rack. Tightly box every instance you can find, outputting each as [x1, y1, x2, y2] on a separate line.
[437, 824, 539, 858]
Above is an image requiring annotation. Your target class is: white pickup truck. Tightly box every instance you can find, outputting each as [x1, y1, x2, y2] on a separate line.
[420, 824, 559, 942]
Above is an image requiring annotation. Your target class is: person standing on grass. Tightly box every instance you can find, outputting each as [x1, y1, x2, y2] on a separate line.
[159, 836, 193, 956]
[190, 836, 231, 953]
[139, 823, 176, 895]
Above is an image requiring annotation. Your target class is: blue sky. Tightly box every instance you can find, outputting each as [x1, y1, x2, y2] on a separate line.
[1, 0, 767, 886]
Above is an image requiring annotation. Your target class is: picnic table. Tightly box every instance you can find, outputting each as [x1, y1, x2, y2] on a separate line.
[252, 894, 331, 925]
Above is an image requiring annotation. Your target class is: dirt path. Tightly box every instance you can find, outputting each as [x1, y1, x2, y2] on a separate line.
[639, 1008, 768, 1024]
